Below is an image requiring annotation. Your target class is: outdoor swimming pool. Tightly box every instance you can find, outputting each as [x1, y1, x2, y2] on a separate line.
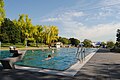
[0, 50, 12, 59]
[0, 48, 97, 71]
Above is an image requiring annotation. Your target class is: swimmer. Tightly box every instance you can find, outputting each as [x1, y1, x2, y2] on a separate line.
[42, 54, 53, 61]
[52, 49, 54, 54]
[32, 50, 34, 52]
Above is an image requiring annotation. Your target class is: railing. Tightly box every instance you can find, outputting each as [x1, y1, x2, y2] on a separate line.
[76, 46, 86, 62]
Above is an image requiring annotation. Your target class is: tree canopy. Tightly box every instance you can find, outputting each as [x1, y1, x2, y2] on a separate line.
[0, 18, 21, 44]
[58, 37, 80, 46]
[0, 0, 5, 26]
[106, 41, 115, 48]
[69, 38, 80, 46]
[116, 29, 120, 42]
[116, 29, 120, 47]
[82, 39, 92, 47]
[58, 37, 70, 44]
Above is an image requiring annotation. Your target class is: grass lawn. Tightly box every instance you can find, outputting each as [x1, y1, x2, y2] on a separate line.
[0, 43, 49, 50]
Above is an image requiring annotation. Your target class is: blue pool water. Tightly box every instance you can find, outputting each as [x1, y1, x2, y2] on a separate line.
[0, 48, 97, 71]
[0, 50, 12, 59]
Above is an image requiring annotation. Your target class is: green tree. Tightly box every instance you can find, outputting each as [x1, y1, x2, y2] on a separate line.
[82, 39, 92, 47]
[0, 0, 5, 26]
[101, 42, 106, 48]
[106, 41, 115, 48]
[116, 29, 120, 42]
[17, 14, 34, 45]
[33, 25, 43, 46]
[17, 14, 26, 43]
[58, 37, 70, 44]
[43, 25, 59, 44]
[116, 29, 120, 47]
[115, 42, 120, 48]
[49, 26, 59, 43]
[0, 18, 21, 44]
[69, 38, 80, 46]
[43, 26, 50, 44]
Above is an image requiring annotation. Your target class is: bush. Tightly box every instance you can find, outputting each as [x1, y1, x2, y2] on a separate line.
[110, 47, 120, 53]
[1, 43, 25, 48]
[116, 48, 120, 53]
[1, 43, 13, 47]
[28, 43, 36, 47]
[14, 43, 25, 48]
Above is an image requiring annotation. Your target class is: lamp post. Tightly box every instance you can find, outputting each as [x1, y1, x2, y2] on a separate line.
[25, 38, 28, 48]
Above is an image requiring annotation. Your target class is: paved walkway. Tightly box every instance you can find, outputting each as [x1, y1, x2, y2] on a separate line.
[75, 48, 120, 80]
[0, 48, 120, 80]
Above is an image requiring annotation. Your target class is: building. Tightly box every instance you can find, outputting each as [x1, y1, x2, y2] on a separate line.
[51, 42, 63, 48]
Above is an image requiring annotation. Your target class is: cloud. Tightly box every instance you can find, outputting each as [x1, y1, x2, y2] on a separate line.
[41, 11, 85, 22]
[100, 0, 120, 6]
[60, 20, 120, 41]
[64, 11, 85, 17]
[41, 17, 62, 22]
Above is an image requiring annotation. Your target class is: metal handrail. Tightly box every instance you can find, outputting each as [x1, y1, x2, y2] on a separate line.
[76, 45, 85, 62]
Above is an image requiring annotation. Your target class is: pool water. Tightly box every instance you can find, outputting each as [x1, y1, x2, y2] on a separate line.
[15, 48, 78, 70]
[0, 48, 97, 71]
[0, 50, 13, 59]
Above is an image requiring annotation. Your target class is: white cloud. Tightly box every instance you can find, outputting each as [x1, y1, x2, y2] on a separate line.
[64, 11, 85, 17]
[84, 0, 120, 21]
[100, 0, 120, 6]
[41, 11, 85, 22]
[41, 17, 62, 22]
[99, 8, 112, 17]
[60, 20, 120, 41]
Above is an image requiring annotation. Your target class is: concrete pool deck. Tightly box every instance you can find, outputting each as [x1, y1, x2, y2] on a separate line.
[0, 48, 120, 80]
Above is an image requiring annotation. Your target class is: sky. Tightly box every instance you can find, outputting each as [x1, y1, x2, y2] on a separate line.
[4, 0, 120, 42]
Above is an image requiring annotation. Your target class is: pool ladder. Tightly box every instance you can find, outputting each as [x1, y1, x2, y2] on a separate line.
[76, 46, 85, 62]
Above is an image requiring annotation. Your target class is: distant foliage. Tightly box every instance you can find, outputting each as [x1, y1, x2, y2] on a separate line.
[100, 42, 106, 48]
[58, 37, 80, 46]
[116, 29, 120, 47]
[106, 41, 115, 48]
[116, 29, 120, 42]
[82, 39, 92, 47]
[58, 37, 70, 44]
[69, 38, 80, 46]
[43, 25, 59, 44]
[0, 0, 5, 26]
[0, 18, 21, 44]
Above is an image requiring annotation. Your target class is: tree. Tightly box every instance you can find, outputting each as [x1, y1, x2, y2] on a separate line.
[0, 18, 21, 44]
[17, 14, 26, 43]
[106, 41, 115, 48]
[74, 39, 80, 46]
[43, 25, 59, 44]
[58, 37, 70, 44]
[115, 42, 120, 48]
[0, 0, 5, 26]
[33, 25, 43, 46]
[43, 26, 50, 44]
[17, 14, 34, 45]
[69, 38, 80, 46]
[82, 39, 92, 47]
[49, 26, 59, 43]
[101, 42, 106, 48]
[116, 29, 120, 42]
[116, 29, 120, 47]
